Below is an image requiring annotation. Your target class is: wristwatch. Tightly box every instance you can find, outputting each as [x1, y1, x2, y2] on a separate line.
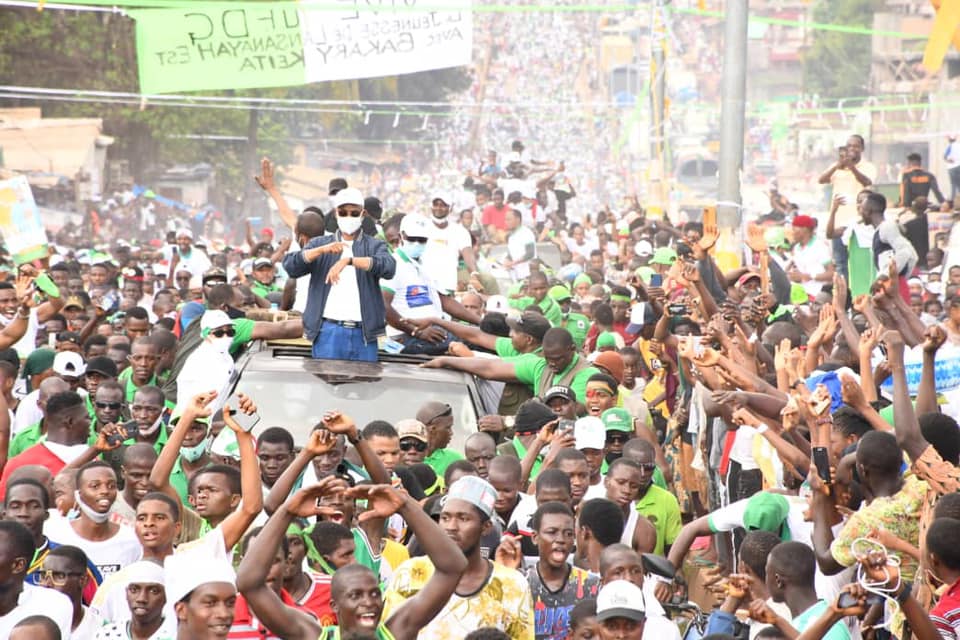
[348, 257, 354, 267]
[348, 432, 362, 445]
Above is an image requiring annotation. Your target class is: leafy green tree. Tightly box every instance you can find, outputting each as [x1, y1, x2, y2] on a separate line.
[802, 0, 887, 99]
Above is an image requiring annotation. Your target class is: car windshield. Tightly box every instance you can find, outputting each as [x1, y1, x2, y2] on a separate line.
[236, 370, 480, 451]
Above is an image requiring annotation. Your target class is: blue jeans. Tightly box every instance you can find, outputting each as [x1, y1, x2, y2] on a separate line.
[400, 329, 452, 356]
[313, 322, 377, 362]
[832, 236, 849, 280]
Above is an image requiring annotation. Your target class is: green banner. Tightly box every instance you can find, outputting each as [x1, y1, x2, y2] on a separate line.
[132, 5, 307, 94]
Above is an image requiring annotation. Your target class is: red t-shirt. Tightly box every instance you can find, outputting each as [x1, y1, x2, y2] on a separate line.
[931, 578, 960, 640]
[482, 204, 510, 231]
[230, 590, 315, 639]
[0, 443, 66, 496]
[296, 571, 336, 626]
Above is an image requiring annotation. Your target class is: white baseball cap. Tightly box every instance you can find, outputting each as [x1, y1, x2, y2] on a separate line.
[53, 352, 86, 378]
[333, 187, 364, 208]
[200, 310, 233, 333]
[486, 295, 510, 314]
[430, 191, 451, 206]
[400, 214, 433, 240]
[574, 416, 605, 451]
[597, 579, 646, 622]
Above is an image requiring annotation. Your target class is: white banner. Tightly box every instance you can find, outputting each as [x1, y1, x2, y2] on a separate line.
[301, 0, 473, 83]
[0, 175, 49, 264]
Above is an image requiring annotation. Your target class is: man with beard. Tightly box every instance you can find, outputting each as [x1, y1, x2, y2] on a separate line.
[237, 477, 468, 640]
[383, 475, 534, 639]
[422, 192, 477, 296]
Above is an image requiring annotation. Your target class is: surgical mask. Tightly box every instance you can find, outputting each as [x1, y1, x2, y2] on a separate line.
[605, 450, 623, 465]
[138, 414, 164, 437]
[403, 242, 426, 261]
[180, 436, 211, 463]
[74, 490, 110, 524]
[209, 336, 232, 355]
[431, 213, 448, 224]
[337, 215, 363, 236]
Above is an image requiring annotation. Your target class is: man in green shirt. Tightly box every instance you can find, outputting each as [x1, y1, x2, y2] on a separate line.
[9, 377, 70, 458]
[548, 285, 589, 349]
[117, 337, 160, 403]
[423, 310, 549, 359]
[249, 258, 283, 299]
[423, 327, 599, 403]
[416, 401, 464, 478]
[508, 271, 563, 327]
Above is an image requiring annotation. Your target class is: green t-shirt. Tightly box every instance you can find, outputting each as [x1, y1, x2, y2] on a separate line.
[250, 280, 281, 299]
[319, 625, 395, 640]
[508, 295, 563, 327]
[562, 313, 590, 349]
[118, 368, 158, 403]
[9, 422, 42, 458]
[494, 336, 542, 360]
[847, 230, 876, 298]
[169, 457, 191, 506]
[512, 354, 600, 404]
[423, 447, 465, 480]
[635, 485, 683, 556]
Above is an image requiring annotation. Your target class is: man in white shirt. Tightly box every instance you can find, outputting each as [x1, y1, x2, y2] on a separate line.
[0, 521, 73, 640]
[818, 134, 876, 279]
[382, 215, 481, 355]
[504, 209, 537, 280]
[38, 545, 101, 638]
[946, 134, 960, 202]
[786, 214, 833, 298]
[421, 192, 478, 295]
[168, 229, 211, 279]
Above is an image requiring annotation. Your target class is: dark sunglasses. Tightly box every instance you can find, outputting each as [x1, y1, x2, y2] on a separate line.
[95, 401, 123, 410]
[406, 236, 429, 244]
[638, 462, 657, 472]
[399, 440, 428, 452]
[211, 327, 236, 338]
[337, 210, 362, 218]
[606, 433, 629, 444]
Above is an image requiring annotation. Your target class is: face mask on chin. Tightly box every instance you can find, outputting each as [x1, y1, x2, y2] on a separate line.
[138, 414, 164, 437]
[337, 215, 363, 236]
[180, 435, 211, 463]
[74, 490, 110, 524]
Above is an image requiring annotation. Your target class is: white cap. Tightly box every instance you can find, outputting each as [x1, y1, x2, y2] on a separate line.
[211, 427, 240, 460]
[123, 560, 165, 586]
[574, 416, 605, 451]
[400, 214, 433, 240]
[164, 549, 235, 605]
[634, 240, 653, 257]
[430, 191, 451, 206]
[486, 294, 510, 313]
[597, 579, 646, 622]
[53, 352, 86, 377]
[176, 228, 193, 240]
[926, 281, 944, 296]
[200, 310, 233, 332]
[333, 187, 364, 208]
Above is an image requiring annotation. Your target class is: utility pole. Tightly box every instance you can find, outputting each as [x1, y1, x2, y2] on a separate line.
[241, 107, 260, 220]
[717, 0, 749, 233]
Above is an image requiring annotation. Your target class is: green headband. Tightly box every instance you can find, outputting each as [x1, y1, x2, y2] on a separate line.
[301, 523, 339, 576]
[610, 294, 631, 303]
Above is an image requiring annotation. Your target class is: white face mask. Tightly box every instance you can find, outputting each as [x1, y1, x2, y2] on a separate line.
[337, 214, 363, 236]
[74, 489, 111, 524]
[138, 414, 164, 437]
[209, 336, 232, 355]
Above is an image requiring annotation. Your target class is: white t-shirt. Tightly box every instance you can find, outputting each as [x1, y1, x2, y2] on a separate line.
[831, 160, 877, 228]
[95, 617, 177, 639]
[44, 517, 142, 579]
[0, 308, 40, 358]
[507, 226, 537, 280]
[790, 238, 832, 296]
[566, 237, 598, 260]
[289, 238, 310, 314]
[173, 247, 212, 277]
[12, 389, 41, 435]
[0, 583, 73, 639]
[73, 605, 101, 639]
[381, 250, 443, 338]
[422, 220, 471, 295]
[322, 242, 362, 322]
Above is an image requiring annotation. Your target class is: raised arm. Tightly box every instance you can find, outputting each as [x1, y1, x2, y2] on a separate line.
[667, 514, 713, 570]
[916, 325, 945, 416]
[321, 411, 390, 485]
[254, 157, 299, 231]
[237, 477, 346, 640]
[423, 317, 496, 352]
[149, 393, 215, 510]
[421, 355, 521, 383]
[264, 429, 330, 515]
[218, 396, 264, 550]
[439, 294, 483, 326]
[885, 330, 927, 462]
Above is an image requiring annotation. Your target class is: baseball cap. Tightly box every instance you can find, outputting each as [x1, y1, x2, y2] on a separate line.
[57, 331, 81, 347]
[743, 491, 791, 540]
[736, 271, 761, 288]
[443, 476, 497, 521]
[202, 267, 228, 284]
[764, 227, 790, 250]
[625, 302, 651, 335]
[634, 266, 655, 284]
[364, 196, 383, 220]
[328, 177, 348, 194]
[396, 419, 428, 443]
[400, 214, 433, 240]
[601, 408, 633, 433]
[791, 214, 816, 229]
[416, 401, 452, 426]
[333, 187, 364, 208]
[650, 247, 677, 265]
[53, 351, 86, 377]
[507, 312, 551, 343]
[574, 416, 605, 451]
[596, 331, 618, 350]
[593, 351, 624, 384]
[430, 191, 451, 206]
[200, 310, 233, 333]
[85, 356, 118, 378]
[514, 400, 557, 435]
[597, 580, 646, 622]
[543, 385, 576, 404]
[548, 285, 572, 302]
[486, 294, 510, 313]
[252, 258, 273, 270]
[121, 266, 144, 282]
[63, 296, 85, 311]
[634, 240, 653, 258]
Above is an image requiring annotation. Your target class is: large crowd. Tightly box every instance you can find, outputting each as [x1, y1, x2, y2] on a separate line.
[0, 126, 959, 640]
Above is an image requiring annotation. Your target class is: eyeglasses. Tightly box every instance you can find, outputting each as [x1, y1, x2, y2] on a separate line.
[638, 462, 657, 472]
[606, 433, 629, 444]
[585, 388, 614, 399]
[337, 210, 362, 218]
[211, 327, 236, 338]
[399, 440, 428, 452]
[406, 236, 429, 244]
[39, 570, 85, 586]
[95, 401, 123, 410]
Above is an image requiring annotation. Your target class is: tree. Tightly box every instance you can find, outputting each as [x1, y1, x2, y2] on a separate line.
[802, 0, 887, 100]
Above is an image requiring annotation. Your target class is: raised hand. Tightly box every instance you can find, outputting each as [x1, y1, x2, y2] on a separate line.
[780, 395, 801, 431]
[223, 393, 257, 434]
[286, 476, 350, 518]
[807, 383, 832, 418]
[774, 338, 791, 372]
[859, 326, 880, 352]
[184, 391, 217, 421]
[494, 535, 522, 570]
[303, 428, 339, 457]
[840, 372, 867, 410]
[745, 224, 767, 254]
[321, 411, 358, 439]
[95, 422, 126, 452]
[748, 598, 780, 624]
[881, 329, 905, 360]
[699, 219, 719, 253]
[922, 325, 947, 355]
[254, 156, 276, 192]
[832, 273, 848, 311]
[345, 484, 407, 523]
